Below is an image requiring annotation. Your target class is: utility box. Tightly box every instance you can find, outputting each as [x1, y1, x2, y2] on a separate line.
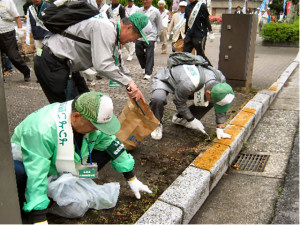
[218, 14, 258, 88]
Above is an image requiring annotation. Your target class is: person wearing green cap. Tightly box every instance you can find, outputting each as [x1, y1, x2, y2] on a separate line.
[11, 92, 152, 223]
[34, 11, 152, 104]
[136, 0, 162, 80]
[149, 53, 234, 140]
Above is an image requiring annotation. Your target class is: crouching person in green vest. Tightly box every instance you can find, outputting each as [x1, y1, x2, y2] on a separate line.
[11, 92, 152, 224]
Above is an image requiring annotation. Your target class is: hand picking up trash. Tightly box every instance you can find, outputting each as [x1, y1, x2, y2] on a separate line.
[11, 92, 152, 224]
[149, 52, 235, 140]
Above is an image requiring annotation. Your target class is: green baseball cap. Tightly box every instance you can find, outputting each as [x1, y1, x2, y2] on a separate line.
[75, 92, 120, 135]
[129, 13, 152, 44]
[211, 83, 235, 113]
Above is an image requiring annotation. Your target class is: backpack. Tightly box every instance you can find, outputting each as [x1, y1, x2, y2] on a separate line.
[41, 1, 99, 44]
[167, 52, 223, 82]
[167, 52, 209, 69]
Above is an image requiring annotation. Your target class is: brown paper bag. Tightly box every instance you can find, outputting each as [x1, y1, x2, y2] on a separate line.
[116, 99, 160, 150]
[173, 39, 196, 55]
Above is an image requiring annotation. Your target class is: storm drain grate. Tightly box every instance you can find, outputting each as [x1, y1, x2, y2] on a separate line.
[232, 153, 269, 172]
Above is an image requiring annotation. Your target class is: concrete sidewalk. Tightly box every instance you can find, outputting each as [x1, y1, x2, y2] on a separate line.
[136, 53, 299, 224]
[190, 68, 299, 224]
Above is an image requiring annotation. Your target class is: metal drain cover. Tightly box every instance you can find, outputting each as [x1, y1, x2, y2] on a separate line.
[232, 153, 269, 172]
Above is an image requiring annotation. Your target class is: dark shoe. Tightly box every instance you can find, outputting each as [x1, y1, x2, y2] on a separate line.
[96, 74, 102, 80]
[24, 73, 31, 82]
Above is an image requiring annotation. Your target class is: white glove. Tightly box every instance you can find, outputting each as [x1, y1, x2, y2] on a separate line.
[128, 177, 152, 199]
[54, 0, 67, 6]
[16, 28, 24, 39]
[167, 34, 170, 40]
[185, 118, 207, 135]
[209, 33, 215, 42]
[216, 128, 232, 139]
[25, 36, 30, 45]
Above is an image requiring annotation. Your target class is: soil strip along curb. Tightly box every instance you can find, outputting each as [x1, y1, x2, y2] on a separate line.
[136, 55, 299, 224]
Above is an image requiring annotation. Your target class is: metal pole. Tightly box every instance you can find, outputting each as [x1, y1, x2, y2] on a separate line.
[0, 51, 22, 224]
[228, 0, 232, 13]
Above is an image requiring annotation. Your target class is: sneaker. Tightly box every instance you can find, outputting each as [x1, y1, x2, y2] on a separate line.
[151, 124, 163, 140]
[143, 74, 152, 80]
[24, 73, 31, 82]
[172, 114, 188, 127]
[127, 55, 133, 61]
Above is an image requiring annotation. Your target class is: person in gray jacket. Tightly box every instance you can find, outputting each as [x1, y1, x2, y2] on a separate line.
[34, 12, 152, 103]
[150, 53, 235, 140]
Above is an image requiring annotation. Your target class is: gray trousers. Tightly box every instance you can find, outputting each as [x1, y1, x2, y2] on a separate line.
[150, 89, 214, 123]
[150, 89, 168, 122]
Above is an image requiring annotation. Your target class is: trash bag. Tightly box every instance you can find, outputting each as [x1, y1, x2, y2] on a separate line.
[47, 174, 120, 218]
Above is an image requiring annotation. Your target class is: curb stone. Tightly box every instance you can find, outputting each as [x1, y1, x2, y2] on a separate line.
[135, 54, 299, 224]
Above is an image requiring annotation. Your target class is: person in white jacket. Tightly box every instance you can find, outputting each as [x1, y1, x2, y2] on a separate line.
[124, 0, 140, 61]
[158, 0, 170, 54]
[168, 1, 186, 52]
[0, 0, 31, 81]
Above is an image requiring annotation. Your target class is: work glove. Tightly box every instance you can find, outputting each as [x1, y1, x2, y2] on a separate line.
[216, 128, 232, 139]
[128, 177, 152, 199]
[185, 118, 208, 135]
[16, 28, 24, 39]
[31, 209, 48, 225]
[25, 36, 31, 45]
[126, 80, 146, 103]
[53, 0, 67, 6]
[209, 32, 215, 42]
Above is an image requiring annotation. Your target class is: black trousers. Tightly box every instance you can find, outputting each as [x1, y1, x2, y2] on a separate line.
[135, 40, 155, 75]
[34, 50, 89, 103]
[0, 30, 30, 77]
[183, 35, 212, 66]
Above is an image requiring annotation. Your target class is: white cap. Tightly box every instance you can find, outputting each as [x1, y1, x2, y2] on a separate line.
[158, 0, 166, 5]
[179, 1, 187, 7]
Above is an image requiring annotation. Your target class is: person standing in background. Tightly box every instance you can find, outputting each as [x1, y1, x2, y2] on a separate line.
[96, 0, 113, 19]
[158, 0, 170, 54]
[0, 0, 31, 82]
[124, 0, 140, 61]
[136, 0, 162, 80]
[25, 0, 51, 50]
[111, 0, 126, 21]
[183, 0, 212, 66]
[234, 6, 243, 14]
[168, 0, 186, 52]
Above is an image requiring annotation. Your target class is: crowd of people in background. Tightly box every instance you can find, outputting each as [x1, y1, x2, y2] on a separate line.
[1, 0, 289, 83]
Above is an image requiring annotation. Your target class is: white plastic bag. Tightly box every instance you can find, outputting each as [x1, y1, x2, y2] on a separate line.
[47, 174, 120, 218]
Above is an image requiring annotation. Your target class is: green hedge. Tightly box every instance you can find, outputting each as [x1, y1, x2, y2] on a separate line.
[261, 19, 299, 43]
